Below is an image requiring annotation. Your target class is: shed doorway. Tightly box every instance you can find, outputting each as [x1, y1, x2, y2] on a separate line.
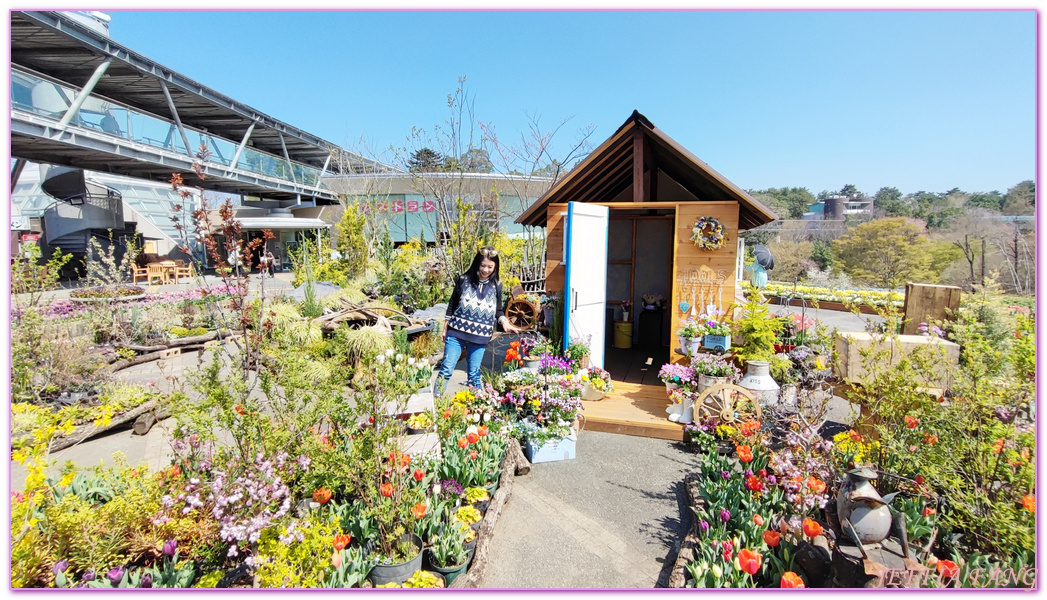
[604, 209, 674, 386]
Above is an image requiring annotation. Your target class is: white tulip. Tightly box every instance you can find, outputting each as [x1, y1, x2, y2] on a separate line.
[385, 348, 395, 357]
[466, 425, 478, 435]
[711, 564, 723, 579]
[396, 353, 404, 362]
[376, 354, 385, 364]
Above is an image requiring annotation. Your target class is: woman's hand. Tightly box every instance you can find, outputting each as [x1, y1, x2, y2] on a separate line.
[501, 317, 524, 334]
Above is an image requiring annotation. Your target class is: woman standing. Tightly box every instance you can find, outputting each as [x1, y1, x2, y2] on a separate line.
[434, 247, 524, 395]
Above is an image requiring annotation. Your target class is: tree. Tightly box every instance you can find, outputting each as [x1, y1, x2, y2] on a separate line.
[837, 184, 863, 199]
[1001, 180, 1034, 215]
[749, 187, 815, 219]
[334, 201, 368, 279]
[873, 186, 910, 218]
[966, 191, 1003, 211]
[810, 239, 835, 271]
[939, 209, 1006, 289]
[406, 148, 444, 172]
[460, 148, 493, 173]
[832, 217, 935, 288]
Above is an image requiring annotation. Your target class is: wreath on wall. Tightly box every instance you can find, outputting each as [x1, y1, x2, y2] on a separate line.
[690, 216, 726, 250]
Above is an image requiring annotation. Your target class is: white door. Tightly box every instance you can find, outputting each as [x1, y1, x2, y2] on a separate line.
[563, 202, 609, 369]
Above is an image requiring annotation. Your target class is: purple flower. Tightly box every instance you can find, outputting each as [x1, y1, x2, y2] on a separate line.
[721, 470, 730, 480]
[139, 573, 153, 588]
[81, 570, 96, 582]
[162, 538, 178, 557]
[720, 508, 732, 522]
[745, 469, 753, 478]
[767, 475, 777, 485]
[107, 567, 124, 586]
[52, 560, 69, 575]
[699, 520, 710, 533]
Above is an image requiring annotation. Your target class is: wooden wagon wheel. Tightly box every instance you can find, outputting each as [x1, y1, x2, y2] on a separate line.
[505, 298, 539, 329]
[694, 383, 762, 425]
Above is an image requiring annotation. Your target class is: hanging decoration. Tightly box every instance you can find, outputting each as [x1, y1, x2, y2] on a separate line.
[690, 216, 726, 250]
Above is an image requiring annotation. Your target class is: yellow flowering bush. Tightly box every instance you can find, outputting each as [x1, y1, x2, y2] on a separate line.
[764, 282, 904, 308]
[831, 430, 881, 467]
[254, 516, 343, 588]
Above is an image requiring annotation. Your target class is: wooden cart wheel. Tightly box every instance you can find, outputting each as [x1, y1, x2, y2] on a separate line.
[505, 298, 539, 329]
[694, 383, 762, 424]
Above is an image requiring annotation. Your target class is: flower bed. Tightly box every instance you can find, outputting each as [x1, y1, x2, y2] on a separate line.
[763, 282, 904, 311]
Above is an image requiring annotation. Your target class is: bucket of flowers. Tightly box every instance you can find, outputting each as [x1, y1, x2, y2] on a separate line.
[676, 321, 706, 356]
[658, 362, 695, 395]
[580, 366, 614, 401]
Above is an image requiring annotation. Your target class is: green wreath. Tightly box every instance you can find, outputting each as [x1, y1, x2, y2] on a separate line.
[690, 216, 726, 250]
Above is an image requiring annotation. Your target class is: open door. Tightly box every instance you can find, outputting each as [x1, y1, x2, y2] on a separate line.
[563, 202, 609, 369]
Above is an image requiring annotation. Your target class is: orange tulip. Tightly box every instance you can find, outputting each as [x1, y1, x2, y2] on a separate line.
[312, 487, 333, 504]
[904, 415, 919, 429]
[936, 559, 959, 578]
[411, 502, 427, 519]
[752, 514, 764, 527]
[848, 429, 863, 442]
[806, 477, 826, 494]
[1022, 494, 1035, 513]
[923, 506, 935, 517]
[510, 341, 520, 349]
[745, 475, 765, 492]
[457, 437, 468, 448]
[414, 469, 426, 482]
[738, 548, 762, 575]
[763, 530, 781, 548]
[477, 425, 489, 437]
[443, 409, 452, 419]
[992, 439, 1005, 454]
[380, 482, 393, 497]
[781, 572, 805, 588]
[331, 551, 342, 568]
[802, 518, 823, 538]
[333, 534, 351, 551]
[467, 432, 480, 444]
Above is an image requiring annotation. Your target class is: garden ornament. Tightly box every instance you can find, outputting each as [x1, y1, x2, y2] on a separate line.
[836, 467, 916, 566]
[679, 301, 690, 313]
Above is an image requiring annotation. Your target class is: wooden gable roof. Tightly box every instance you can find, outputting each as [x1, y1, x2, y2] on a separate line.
[516, 110, 777, 230]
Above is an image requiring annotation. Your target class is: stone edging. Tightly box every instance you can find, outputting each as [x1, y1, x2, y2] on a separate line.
[667, 472, 703, 588]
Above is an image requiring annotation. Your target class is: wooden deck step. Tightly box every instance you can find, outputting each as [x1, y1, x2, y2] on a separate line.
[582, 380, 685, 441]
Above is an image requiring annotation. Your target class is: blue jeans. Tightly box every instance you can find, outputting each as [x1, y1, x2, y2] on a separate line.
[435, 334, 486, 395]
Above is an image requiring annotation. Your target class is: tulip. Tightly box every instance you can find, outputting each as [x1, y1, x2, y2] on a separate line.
[752, 514, 764, 527]
[711, 563, 723, 579]
[802, 518, 823, 538]
[312, 487, 333, 504]
[139, 573, 153, 588]
[107, 567, 124, 586]
[922, 507, 935, 517]
[414, 469, 426, 482]
[936, 559, 959, 578]
[443, 409, 452, 419]
[333, 534, 351, 551]
[52, 560, 69, 575]
[478, 425, 488, 437]
[738, 549, 762, 575]
[766, 475, 777, 485]
[904, 415, 919, 429]
[924, 433, 938, 445]
[806, 477, 826, 494]
[469, 450, 478, 460]
[745, 476, 765, 493]
[380, 482, 394, 497]
[1022, 494, 1035, 513]
[781, 572, 805, 588]
[699, 520, 709, 533]
[412, 502, 427, 519]
[719, 509, 732, 522]
[331, 551, 343, 568]
[467, 432, 480, 445]
[763, 530, 781, 547]
[457, 437, 468, 449]
[721, 470, 730, 480]
[81, 570, 95, 582]
[162, 538, 178, 558]
[757, 469, 767, 478]
[915, 474, 925, 485]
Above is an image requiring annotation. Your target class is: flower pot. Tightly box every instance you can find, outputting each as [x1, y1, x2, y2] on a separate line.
[578, 354, 590, 369]
[368, 534, 423, 587]
[484, 478, 499, 496]
[664, 381, 682, 396]
[523, 357, 541, 369]
[738, 360, 780, 407]
[702, 334, 731, 352]
[696, 374, 730, 394]
[684, 337, 702, 356]
[581, 383, 607, 401]
[427, 550, 470, 586]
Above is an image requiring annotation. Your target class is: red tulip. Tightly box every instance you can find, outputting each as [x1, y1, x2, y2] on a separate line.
[443, 409, 452, 419]
[936, 559, 959, 578]
[802, 518, 823, 538]
[752, 514, 764, 527]
[411, 502, 427, 519]
[923, 506, 935, 517]
[478, 425, 488, 437]
[904, 415, 919, 429]
[781, 572, 805, 588]
[333, 534, 351, 551]
[915, 474, 925, 485]
[745, 475, 764, 492]
[738, 548, 762, 575]
[469, 450, 478, 460]
[457, 437, 468, 449]
[380, 482, 393, 497]
[467, 432, 480, 445]
[312, 487, 332, 504]
[414, 469, 425, 482]
[763, 530, 781, 547]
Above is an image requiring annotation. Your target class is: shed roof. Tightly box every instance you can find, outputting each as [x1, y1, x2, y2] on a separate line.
[516, 110, 777, 230]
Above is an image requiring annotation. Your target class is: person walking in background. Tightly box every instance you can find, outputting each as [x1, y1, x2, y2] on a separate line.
[260, 246, 275, 278]
[228, 246, 241, 278]
[434, 246, 524, 395]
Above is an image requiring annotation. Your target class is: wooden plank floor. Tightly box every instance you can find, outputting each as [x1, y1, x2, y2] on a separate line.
[585, 343, 684, 441]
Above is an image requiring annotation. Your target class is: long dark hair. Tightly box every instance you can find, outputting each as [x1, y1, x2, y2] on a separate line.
[465, 246, 500, 286]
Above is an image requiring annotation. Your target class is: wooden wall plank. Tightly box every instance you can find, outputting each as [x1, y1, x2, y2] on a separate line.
[671, 202, 740, 360]
[545, 203, 568, 293]
[901, 283, 962, 335]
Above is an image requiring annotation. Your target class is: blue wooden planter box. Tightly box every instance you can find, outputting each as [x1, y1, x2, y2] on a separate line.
[524, 429, 577, 463]
[702, 334, 732, 352]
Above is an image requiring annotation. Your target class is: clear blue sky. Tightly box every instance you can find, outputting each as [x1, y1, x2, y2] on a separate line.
[108, 9, 1035, 197]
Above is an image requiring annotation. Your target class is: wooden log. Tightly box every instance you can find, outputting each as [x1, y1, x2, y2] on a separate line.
[451, 439, 519, 589]
[132, 412, 156, 435]
[509, 436, 531, 476]
[49, 400, 159, 452]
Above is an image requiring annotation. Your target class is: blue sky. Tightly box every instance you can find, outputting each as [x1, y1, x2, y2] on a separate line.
[107, 9, 1035, 197]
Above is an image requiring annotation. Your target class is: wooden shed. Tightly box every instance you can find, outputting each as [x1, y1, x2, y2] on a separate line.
[517, 110, 777, 376]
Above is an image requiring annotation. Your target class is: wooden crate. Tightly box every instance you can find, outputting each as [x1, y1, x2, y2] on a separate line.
[901, 283, 962, 335]
[834, 332, 960, 390]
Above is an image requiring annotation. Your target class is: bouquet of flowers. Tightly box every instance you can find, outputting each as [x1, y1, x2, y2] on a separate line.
[690, 354, 740, 379]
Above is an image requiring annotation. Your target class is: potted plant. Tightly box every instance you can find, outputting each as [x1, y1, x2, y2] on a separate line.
[580, 366, 614, 401]
[769, 353, 799, 407]
[520, 335, 552, 369]
[453, 505, 483, 531]
[426, 524, 470, 585]
[620, 299, 632, 321]
[730, 289, 786, 366]
[406, 412, 433, 435]
[690, 354, 741, 392]
[565, 336, 591, 370]
[658, 362, 695, 393]
[700, 317, 732, 352]
[401, 570, 445, 588]
[676, 320, 706, 356]
[464, 486, 491, 512]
